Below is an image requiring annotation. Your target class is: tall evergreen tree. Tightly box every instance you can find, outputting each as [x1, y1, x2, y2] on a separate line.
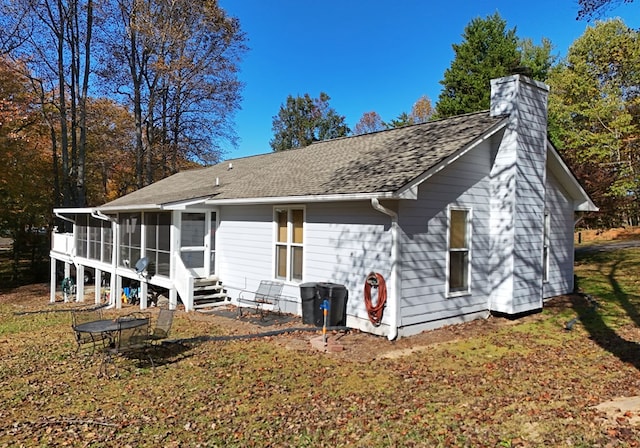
[435, 13, 520, 118]
[270, 92, 349, 151]
[435, 13, 554, 118]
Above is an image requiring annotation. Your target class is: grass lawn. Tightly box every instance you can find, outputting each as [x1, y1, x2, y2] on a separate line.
[1, 233, 640, 446]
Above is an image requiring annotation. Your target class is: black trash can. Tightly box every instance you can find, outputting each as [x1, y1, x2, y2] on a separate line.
[316, 282, 348, 327]
[299, 282, 319, 325]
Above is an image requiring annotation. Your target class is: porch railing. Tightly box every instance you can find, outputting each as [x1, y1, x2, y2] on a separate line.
[51, 233, 74, 255]
[173, 253, 194, 312]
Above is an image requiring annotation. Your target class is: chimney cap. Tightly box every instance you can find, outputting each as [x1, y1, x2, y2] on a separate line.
[510, 66, 533, 77]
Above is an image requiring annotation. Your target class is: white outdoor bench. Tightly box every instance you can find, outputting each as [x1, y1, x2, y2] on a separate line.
[236, 280, 296, 318]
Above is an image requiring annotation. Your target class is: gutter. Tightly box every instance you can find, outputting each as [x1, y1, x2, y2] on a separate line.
[370, 198, 400, 341]
[205, 190, 416, 206]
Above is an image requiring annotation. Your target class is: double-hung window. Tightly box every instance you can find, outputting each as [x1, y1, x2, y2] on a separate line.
[543, 210, 550, 282]
[275, 208, 304, 282]
[448, 208, 471, 295]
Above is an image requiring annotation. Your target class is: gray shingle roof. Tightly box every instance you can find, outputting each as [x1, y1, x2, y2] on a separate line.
[101, 111, 506, 209]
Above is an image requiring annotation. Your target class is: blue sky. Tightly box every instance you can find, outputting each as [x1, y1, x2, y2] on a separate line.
[218, 0, 639, 160]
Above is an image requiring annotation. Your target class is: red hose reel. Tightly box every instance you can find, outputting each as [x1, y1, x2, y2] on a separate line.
[364, 272, 387, 326]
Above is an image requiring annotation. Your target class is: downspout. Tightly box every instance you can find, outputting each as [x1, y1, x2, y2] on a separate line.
[54, 211, 76, 225]
[370, 198, 400, 340]
[92, 210, 118, 309]
[91, 210, 116, 223]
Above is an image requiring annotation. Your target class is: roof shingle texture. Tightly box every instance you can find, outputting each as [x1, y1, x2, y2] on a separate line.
[102, 111, 505, 208]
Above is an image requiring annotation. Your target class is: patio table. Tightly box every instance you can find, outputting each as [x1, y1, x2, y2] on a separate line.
[74, 318, 149, 352]
[75, 317, 149, 334]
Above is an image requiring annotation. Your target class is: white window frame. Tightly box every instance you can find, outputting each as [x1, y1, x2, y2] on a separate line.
[543, 210, 550, 283]
[273, 206, 305, 282]
[447, 206, 472, 297]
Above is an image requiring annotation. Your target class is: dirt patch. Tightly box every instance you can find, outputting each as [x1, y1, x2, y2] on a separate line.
[595, 396, 640, 426]
[576, 226, 640, 245]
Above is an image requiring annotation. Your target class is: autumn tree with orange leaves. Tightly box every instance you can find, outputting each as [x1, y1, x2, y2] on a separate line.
[0, 57, 52, 280]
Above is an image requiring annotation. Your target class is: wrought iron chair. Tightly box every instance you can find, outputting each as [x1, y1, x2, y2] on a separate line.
[71, 307, 108, 355]
[99, 318, 154, 377]
[148, 308, 174, 344]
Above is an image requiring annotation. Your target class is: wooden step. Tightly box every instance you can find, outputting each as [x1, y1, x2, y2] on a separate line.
[194, 283, 224, 293]
[194, 291, 228, 302]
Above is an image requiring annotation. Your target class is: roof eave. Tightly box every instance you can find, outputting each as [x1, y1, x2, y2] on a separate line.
[204, 190, 413, 206]
[547, 142, 598, 212]
[96, 204, 162, 213]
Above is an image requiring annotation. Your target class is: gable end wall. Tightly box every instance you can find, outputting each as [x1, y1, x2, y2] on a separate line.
[396, 138, 494, 336]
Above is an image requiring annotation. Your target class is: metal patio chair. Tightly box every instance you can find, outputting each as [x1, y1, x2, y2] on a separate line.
[148, 308, 174, 344]
[71, 307, 108, 355]
[99, 318, 154, 378]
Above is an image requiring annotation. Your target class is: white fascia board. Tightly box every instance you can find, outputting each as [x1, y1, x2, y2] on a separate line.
[203, 190, 412, 206]
[547, 142, 598, 212]
[396, 118, 509, 195]
[53, 207, 95, 215]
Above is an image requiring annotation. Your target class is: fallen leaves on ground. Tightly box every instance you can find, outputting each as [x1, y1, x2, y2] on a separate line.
[1, 283, 640, 447]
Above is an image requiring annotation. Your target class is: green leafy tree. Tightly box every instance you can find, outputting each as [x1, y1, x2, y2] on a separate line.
[270, 92, 349, 151]
[386, 112, 413, 129]
[547, 19, 640, 226]
[435, 13, 554, 118]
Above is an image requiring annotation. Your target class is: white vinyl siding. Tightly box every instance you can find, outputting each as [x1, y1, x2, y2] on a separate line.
[398, 138, 492, 330]
[543, 170, 576, 298]
[304, 202, 392, 325]
[216, 205, 278, 292]
[215, 202, 392, 324]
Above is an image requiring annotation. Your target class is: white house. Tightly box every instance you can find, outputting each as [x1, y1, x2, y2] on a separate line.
[49, 74, 596, 339]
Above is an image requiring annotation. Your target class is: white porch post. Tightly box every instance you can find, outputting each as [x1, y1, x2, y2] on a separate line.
[76, 265, 85, 303]
[94, 268, 102, 305]
[49, 259, 57, 303]
[139, 281, 148, 309]
[115, 274, 122, 309]
[169, 288, 178, 310]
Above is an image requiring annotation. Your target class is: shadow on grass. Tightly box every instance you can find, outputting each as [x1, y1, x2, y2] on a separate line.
[573, 250, 640, 370]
